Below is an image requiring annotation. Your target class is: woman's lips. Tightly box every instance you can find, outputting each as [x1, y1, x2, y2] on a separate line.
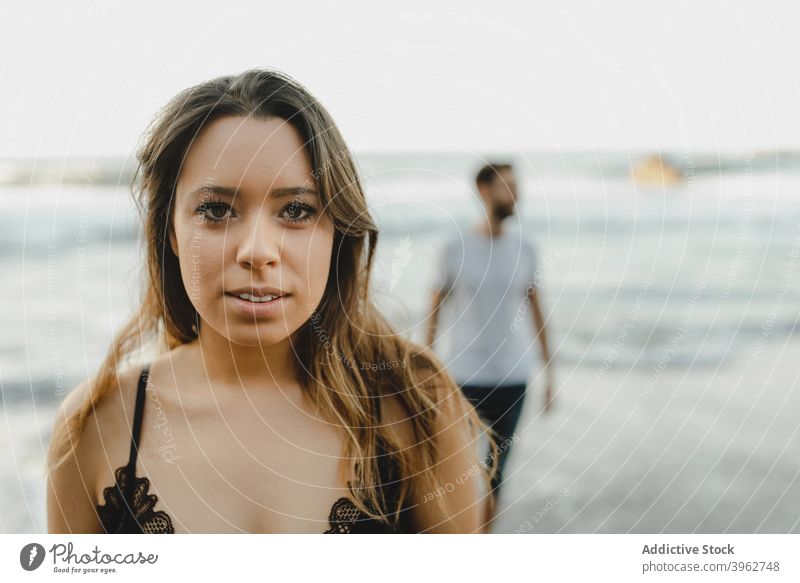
[224, 292, 290, 318]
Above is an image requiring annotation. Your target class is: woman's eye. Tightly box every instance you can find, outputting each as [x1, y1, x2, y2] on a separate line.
[281, 202, 317, 224]
[196, 201, 233, 223]
[195, 200, 316, 225]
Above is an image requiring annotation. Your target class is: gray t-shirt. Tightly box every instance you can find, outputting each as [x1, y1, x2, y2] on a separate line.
[432, 227, 541, 386]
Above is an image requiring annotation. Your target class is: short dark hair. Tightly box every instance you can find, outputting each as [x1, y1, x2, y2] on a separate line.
[476, 163, 513, 187]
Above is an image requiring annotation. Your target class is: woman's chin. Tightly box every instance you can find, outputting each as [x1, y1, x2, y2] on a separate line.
[231, 330, 292, 347]
[201, 320, 293, 348]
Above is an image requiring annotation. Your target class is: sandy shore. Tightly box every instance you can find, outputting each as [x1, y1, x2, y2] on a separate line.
[492, 338, 800, 533]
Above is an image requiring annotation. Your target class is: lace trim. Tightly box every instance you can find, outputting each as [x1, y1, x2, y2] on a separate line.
[324, 497, 366, 534]
[97, 468, 398, 534]
[323, 495, 402, 534]
[96, 465, 175, 534]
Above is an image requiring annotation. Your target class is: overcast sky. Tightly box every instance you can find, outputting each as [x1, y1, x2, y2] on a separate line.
[1, 0, 798, 158]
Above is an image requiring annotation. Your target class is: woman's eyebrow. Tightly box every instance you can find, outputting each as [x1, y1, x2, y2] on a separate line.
[187, 185, 319, 199]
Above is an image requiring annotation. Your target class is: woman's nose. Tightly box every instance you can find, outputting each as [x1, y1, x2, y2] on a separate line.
[235, 213, 281, 270]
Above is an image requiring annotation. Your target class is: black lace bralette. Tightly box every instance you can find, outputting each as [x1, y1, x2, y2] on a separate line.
[95, 365, 412, 534]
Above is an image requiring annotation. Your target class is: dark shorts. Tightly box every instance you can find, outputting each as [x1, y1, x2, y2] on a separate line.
[459, 382, 527, 494]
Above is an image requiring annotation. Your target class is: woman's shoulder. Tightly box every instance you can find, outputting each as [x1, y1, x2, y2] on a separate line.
[65, 344, 191, 427]
[48, 363, 146, 529]
[63, 364, 143, 420]
[378, 391, 416, 447]
[378, 348, 461, 439]
[54, 364, 146, 466]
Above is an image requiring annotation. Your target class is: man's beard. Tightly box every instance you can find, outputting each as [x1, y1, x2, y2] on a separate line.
[493, 201, 515, 221]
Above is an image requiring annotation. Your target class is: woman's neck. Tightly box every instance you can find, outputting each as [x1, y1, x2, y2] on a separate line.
[194, 326, 299, 390]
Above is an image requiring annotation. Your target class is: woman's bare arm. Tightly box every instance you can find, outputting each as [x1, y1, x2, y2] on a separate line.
[46, 379, 104, 534]
[407, 388, 491, 533]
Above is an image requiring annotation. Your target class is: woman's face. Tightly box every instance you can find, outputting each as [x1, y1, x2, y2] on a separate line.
[170, 115, 335, 347]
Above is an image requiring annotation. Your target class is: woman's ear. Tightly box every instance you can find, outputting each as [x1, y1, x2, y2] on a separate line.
[169, 225, 179, 257]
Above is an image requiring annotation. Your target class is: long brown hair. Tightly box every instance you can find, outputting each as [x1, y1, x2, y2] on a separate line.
[48, 69, 497, 529]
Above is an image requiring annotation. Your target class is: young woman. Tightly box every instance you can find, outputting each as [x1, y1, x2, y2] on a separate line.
[46, 69, 497, 534]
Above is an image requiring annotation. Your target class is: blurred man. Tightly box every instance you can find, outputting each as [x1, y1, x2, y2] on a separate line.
[426, 162, 554, 505]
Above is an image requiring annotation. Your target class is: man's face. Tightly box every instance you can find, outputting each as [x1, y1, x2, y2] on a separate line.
[486, 168, 518, 220]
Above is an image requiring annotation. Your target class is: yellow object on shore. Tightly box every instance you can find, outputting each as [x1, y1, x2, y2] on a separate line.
[632, 155, 683, 185]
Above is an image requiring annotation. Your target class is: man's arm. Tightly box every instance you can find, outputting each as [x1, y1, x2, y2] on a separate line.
[426, 288, 447, 347]
[529, 288, 555, 411]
